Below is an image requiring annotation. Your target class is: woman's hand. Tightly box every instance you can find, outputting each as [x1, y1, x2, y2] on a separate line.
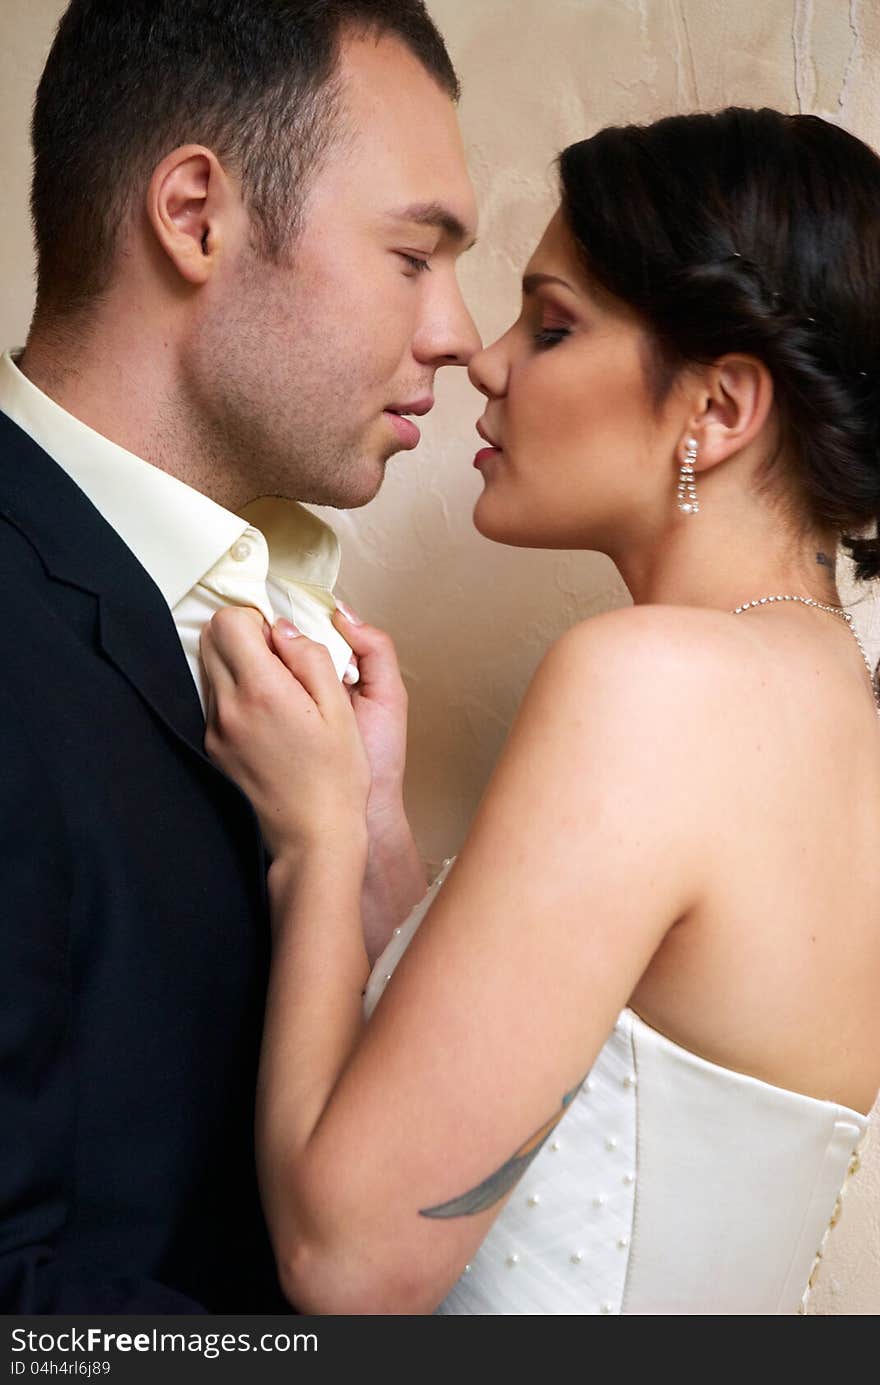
[201, 608, 371, 863]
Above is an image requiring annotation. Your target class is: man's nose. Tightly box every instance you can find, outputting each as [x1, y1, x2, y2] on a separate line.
[415, 280, 483, 367]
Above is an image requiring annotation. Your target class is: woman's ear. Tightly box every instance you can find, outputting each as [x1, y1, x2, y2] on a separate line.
[145, 144, 232, 286]
[686, 355, 776, 472]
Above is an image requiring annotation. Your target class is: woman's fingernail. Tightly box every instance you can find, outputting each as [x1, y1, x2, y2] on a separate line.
[335, 599, 363, 625]
[342, 659, 360, 686]
[275, 618, 301, 639]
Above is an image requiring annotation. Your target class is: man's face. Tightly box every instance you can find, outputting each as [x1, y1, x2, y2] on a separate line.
[187, 32, 480, 508]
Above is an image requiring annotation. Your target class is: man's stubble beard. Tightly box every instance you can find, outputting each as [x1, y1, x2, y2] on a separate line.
[178, 249, 392, 511]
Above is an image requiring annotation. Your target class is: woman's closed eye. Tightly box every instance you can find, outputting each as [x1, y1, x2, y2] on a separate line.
[533, 325, 571, 349]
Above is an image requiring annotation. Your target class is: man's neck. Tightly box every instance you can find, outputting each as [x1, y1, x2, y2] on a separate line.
[19, 320, 253, 512]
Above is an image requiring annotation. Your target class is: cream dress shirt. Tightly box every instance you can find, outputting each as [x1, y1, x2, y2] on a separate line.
[0, 350, 355, 713]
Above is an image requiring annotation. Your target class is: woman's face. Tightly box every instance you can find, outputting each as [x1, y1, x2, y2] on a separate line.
[468, 208, 680, 551]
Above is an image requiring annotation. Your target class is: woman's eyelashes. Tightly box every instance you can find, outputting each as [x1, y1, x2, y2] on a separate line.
[533, 325, 571, 349]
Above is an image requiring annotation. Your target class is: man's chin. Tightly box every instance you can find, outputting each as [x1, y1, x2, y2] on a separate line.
[308, 453, 394, 510]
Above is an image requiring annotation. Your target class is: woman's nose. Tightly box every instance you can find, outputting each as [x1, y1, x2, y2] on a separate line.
[468, 330, 511, 399]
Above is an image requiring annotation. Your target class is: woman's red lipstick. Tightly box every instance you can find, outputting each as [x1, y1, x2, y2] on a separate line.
[474, 420, 502, 468]
[474, 446, 501, 468]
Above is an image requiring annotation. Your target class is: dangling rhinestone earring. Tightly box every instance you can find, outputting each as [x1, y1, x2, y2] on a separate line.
[677, 436, 699, 514]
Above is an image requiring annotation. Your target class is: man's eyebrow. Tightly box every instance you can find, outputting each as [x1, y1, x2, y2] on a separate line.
[522, 272, 576, 295]
[386, 201, 477, 248]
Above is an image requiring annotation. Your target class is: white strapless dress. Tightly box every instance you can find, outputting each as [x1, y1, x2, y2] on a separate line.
[364, 862, 870, 1315]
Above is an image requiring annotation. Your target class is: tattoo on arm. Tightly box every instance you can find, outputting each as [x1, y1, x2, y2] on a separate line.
[418, 1075, 586, 1220]
[816, 551, 834, 568]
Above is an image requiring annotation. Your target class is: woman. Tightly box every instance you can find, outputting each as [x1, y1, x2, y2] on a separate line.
[202, 108, 880, 1314]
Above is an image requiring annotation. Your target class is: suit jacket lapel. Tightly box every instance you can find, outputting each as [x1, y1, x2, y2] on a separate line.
[96, 595, 207, 754]
[0, 410, 207, 757]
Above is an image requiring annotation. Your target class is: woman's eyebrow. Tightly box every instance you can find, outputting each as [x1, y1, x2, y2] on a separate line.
[522, 272, 576, 295]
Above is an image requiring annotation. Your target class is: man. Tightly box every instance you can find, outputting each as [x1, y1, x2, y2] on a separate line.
[0, 0, 478, 1312]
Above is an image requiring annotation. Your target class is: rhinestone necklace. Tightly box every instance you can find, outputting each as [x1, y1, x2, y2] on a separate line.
[731, 593, 880, 718]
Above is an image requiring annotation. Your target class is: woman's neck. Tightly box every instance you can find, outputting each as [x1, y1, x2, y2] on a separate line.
[610, 497, 842, 613]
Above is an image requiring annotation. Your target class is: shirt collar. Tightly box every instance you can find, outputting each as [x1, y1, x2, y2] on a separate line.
[0, 349, 341, 606]
[239, 496, 340, 591]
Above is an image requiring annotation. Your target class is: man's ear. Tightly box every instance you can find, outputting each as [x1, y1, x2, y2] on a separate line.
[146, 144, 233, 285]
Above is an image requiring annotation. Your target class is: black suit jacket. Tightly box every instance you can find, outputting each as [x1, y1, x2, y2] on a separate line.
[0, 409, 285, 1312]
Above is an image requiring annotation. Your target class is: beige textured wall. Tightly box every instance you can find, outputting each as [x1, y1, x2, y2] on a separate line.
[1, 0, 877, 1316]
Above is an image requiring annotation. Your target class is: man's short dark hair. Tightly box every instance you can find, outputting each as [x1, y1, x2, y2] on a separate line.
[31, 0, 460, 316]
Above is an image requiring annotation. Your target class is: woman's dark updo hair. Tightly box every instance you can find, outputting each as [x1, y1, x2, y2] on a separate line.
[559, 108, 880, 580]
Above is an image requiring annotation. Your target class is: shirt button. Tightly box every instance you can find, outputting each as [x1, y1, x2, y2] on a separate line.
[230, 539, 253, 563]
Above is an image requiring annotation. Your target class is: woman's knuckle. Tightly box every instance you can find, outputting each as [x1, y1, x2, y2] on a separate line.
[211, 606, 238, 636]
[247, 676, 279, 714]
[212, 700, 241, 741]
[306, 638, 332, 663]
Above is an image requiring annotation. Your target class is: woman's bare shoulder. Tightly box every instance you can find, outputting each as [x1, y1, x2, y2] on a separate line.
[532, 604, 753, 735]
[557, 601, 746, 656]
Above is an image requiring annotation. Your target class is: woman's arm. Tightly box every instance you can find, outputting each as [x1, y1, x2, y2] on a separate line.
[203, 606, 718, 1314]
[336, 610, 428, 961]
